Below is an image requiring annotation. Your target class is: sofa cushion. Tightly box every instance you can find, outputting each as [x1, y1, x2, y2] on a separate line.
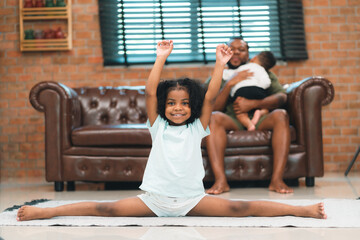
[73, 124, 296, 148]
[71, 124, 152, 146]
[226, 125, 296, 147]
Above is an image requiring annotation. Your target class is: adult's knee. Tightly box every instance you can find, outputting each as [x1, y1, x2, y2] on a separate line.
[271, 109, 289, 125]
[209, 111, 225, 128]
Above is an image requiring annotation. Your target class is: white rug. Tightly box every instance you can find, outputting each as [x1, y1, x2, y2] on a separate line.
[1, 199, 359, 228]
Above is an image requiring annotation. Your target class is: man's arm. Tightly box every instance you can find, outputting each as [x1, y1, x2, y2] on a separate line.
[233, 71, 286, 114]
[233, 92, 287, 114]
[212, 69, 254, 111]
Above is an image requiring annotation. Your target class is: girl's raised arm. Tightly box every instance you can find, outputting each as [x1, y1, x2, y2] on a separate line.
[200, 44, 233, 129]
[146, 40, 173, 126]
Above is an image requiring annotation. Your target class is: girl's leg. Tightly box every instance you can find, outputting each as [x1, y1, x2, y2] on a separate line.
[187, 196, 326, 219]
[17, 197, 156, 221]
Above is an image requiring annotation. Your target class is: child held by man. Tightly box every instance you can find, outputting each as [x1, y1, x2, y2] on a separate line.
[223, 51, 276, 131]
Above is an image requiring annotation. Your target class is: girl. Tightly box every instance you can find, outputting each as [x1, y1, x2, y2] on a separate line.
[16, 40, 326, 221]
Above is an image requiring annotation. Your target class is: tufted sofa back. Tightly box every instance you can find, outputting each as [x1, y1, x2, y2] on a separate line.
[73, 86, 148, 126]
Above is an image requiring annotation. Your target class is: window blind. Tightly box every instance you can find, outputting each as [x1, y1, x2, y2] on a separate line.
[99, 0, 307, 66]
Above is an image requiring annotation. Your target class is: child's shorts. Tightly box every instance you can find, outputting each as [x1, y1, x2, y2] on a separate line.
[138, 192, 206, 217]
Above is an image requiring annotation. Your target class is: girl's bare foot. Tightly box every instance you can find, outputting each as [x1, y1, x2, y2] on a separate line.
[17, 206, 52, 221]
[269, 180, 294, 194]
[299, 203, 327, 219]
[251, 109, 261, 126]
[206, 180, 230, 195]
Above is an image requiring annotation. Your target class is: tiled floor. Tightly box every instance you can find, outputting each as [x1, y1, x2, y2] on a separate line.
[1, 172, 359, 240]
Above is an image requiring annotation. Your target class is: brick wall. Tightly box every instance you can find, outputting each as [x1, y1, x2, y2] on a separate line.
[0, 0, 359, 181]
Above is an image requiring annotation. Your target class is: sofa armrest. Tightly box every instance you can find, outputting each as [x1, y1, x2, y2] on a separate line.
[286, 76, 334, 177]
[29, 81, 81, 181]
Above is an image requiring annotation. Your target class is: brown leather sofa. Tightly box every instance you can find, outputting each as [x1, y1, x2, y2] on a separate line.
[29, 77, 334, 191]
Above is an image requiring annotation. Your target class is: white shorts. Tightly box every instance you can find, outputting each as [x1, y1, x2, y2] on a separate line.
[138, 192, 206, 217]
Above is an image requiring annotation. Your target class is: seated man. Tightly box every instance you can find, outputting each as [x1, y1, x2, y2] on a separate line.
[205, 37, 293, 195]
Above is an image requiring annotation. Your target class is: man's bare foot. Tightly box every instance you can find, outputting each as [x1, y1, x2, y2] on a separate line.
[299, 203, 327, 219]
[251, 109, 261, 126]
[269, 180, 294, 194]
[17, 206, 52, 221]
[206, 180, 230, 195]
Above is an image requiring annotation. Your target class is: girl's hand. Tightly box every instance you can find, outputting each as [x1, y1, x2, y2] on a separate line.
[216, 44, 233, 66]
[156, 40, 173, 58]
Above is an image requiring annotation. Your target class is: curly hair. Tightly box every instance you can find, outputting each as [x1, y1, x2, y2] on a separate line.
[156, 78, 206, 125]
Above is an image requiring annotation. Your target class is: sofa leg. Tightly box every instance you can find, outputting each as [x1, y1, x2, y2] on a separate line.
[67, 181, 75, 191]
[305, 177, 315, 187]
[54, 181, 64, 192]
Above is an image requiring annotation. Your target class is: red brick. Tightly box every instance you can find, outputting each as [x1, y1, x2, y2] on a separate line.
[9, 100, 26, 108]
[331, 50, 347, 58]
[312, 16, 329, 24]
[351, 136, 360, 144]
[87, 5, 99, 14]
[324, 128, 341, 135]
[339, 24, 357, 32]
[348, 50, 360, 58]
[312, 0, 328, 7]
[320, 8, 339, 15]
[333, 154, 350, 162]
[129, 80, 147, 86]
[19, 74, 34, 82]
[330, 16, 346, 24]
[77, 48, 93, 55]
[70, 57, 87, 64]
[348, 0, 360, 6]
[28, 117, 43, 124]
[60, 65, 77, 72]
[0, 24, 15, 32]
[53, 57, 69, 64]
[334, 119, 351, 126]
[43, 66, 60, 73]
[5, 0, 17, 6]
[0, 58, 16, 65]
[296, 68, 313, 76]
[2, 160, 19, 168]
[341, 128, 358, 135]
[70, 73, 86, 81]
[75, 31, 92, 39]
[324, 163, 341, 172]
[76, 14, 94, 22]
[324, 145, 339, 153]
[10, 134, 26, 143]
[6, 50, 22, 57]
[313, 33, 330, 41]
[27, 169, 44, 178]
[78, 66, 93, 73]
[105, 73, 123, 80]
[88, 56, 103, 64]
[339, 59, 357, 67]
[322, 42, 338, 50]
[28, 152, 43, 160]
[341, 92, 358, 101]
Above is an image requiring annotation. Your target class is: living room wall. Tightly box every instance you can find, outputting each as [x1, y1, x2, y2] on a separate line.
[0, 0, 359, 181]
